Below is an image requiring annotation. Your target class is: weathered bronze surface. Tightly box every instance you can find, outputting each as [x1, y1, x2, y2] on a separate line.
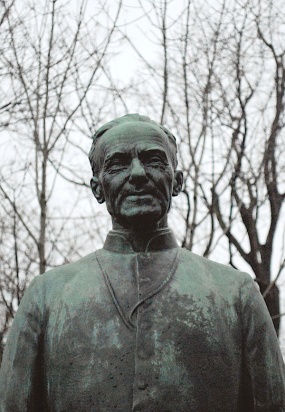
[0, 114, 285, 411]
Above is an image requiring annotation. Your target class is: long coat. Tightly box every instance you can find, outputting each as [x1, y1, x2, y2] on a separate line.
[1, 229, 285, 411]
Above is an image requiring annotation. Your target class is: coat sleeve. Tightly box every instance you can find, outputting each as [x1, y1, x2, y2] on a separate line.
[0, 275, 45, 412]
[241, 276, 285, 411]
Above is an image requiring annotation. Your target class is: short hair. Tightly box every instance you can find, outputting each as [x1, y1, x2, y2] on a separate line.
[88, 113, 178, 176]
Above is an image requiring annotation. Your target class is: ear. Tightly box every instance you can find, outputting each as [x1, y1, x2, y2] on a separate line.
[90, 176, 105, 204]
[172, 170, 183, 197]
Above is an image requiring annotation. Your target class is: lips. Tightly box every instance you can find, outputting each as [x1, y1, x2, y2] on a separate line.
[125, 194, 153, 198]
[121, 187, 155, 197]
[119, 192, 155, 207]
[118, 186, 160, 206]
[126, 191, 150, 196]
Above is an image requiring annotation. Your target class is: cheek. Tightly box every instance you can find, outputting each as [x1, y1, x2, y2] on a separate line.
[154, 172, 174, 194]
[100, 174, 124, 202]
[99, 175, 113, 201]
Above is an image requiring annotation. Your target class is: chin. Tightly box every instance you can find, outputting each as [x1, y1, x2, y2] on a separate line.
[119, 210, 165, 229]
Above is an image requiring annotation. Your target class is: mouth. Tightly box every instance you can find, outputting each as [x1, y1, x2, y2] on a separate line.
[129, 189, 150, 194]
[118, 188, 158, 206]
[125, 193, 153, 200]
[123, 188, 153, 196]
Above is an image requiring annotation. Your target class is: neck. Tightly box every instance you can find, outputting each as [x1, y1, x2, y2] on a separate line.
[111, 217, 169, 252]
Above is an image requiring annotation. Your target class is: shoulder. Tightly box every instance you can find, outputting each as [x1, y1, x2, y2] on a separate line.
[174, 248, 262, 313]
[177, 248, 254, 289]
[25, 251, 102, 299]
[42, 251, 98, 281]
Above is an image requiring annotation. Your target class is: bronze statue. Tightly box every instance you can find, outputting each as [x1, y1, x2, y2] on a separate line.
[0, 114, 284, 411]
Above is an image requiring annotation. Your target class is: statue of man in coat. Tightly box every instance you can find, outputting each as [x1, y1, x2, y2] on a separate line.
[0, 114, 285, 411]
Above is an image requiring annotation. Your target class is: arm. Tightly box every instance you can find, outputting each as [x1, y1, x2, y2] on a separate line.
[241, 277, 285, 411]
[0, 275, 45, 412]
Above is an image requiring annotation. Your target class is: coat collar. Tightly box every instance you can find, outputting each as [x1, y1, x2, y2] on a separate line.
[103, 228, 178, 254]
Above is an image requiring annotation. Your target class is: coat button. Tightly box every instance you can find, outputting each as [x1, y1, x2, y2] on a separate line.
[140, 277, 151, 285]
[143, 298, 152, 307]
[137, 380, 148, 390]
[137, 349, 151, 359]
[140, 320, 152, 330]
[143, 299, 152, 309]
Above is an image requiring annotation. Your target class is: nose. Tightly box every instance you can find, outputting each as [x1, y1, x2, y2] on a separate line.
[129, 158, 148, 184]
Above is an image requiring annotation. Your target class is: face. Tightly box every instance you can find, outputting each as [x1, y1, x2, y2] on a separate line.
[91, 122, 182, 230]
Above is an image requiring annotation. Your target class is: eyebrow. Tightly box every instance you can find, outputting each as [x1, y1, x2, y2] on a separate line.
[103, 147, 168, 164]
[104, 152, 130, 163]
[138, 148, 167, 157]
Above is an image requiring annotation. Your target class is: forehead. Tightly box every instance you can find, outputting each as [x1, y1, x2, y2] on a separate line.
[96, 122, 173, 160]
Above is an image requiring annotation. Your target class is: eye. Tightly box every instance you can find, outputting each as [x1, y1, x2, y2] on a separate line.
[104, 158, 129, 174]
[145, 155, 167, 167]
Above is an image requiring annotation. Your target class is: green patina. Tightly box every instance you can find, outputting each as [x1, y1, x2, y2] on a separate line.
[0, 114, 284, 411]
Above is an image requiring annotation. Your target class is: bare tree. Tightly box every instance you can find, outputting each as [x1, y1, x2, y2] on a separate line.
[125, 0, 285, 334]
[0, 0, 125, 354]
[1, 0, 285, 360]
[208, 0, 285, 334]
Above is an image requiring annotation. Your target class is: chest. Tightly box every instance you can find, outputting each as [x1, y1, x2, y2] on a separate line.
[43, 259, 243, 411]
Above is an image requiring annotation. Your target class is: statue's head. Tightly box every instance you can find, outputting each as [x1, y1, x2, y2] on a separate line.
[89, 114, 183, 230]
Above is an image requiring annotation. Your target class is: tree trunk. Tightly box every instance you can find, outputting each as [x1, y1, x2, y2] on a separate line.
[256, 280, 280, 335]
